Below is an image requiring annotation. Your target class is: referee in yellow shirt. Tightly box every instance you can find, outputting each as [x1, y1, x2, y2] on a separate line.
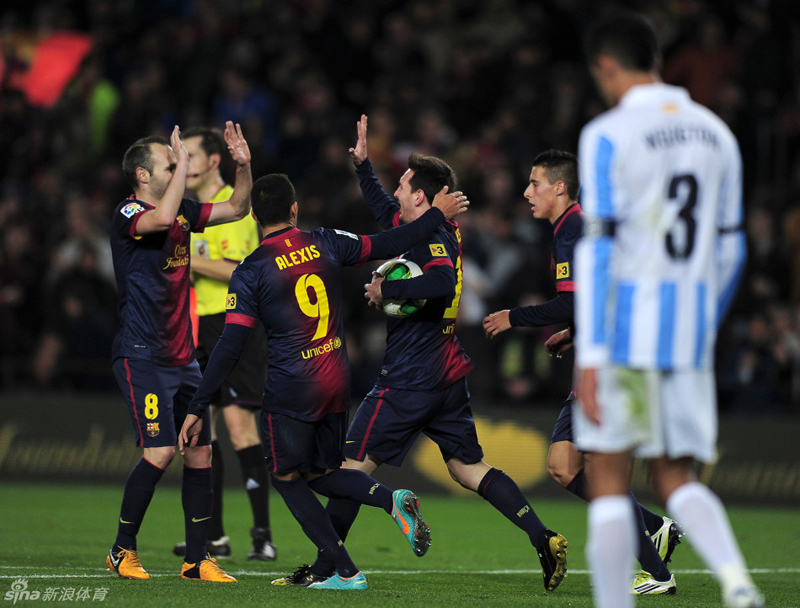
[172, 127, 276, 561]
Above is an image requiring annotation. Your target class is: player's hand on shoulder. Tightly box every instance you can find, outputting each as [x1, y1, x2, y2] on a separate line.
[170, 125, 189, 164]
[432, 187, 469, 220]
[483, 310, 511, 339]
[224, 121, 251, 166]
[349, 114, 368, 165]
[364, 271, 384, 308]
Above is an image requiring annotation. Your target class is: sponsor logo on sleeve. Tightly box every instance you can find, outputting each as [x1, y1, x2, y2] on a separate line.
[334, 229, 358, 240]
[120, 202, 144, 218]
[556, 262, 570, 278]
[226, 293, 237, 310]
[429, 244, 447, 257]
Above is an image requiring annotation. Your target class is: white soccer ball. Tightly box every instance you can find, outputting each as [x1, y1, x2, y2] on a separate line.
[374, 258, 427, 318]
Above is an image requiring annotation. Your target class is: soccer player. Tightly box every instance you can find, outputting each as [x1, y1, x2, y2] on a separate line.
[179, 173, 469, 590]
[106, 122, 252, 583]
[574, 13, 762, 608]
[292, 115, 568, 592]
[168, 126, 276, 562]
[483, 150, 681, 595]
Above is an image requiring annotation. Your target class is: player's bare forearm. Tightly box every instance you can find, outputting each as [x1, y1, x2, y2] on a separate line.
[229, 163, 253, 219]
[137, 126, 189, 234]
[190, 256, 237, 282]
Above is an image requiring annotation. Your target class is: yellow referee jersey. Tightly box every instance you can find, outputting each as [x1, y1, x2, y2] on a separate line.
[191, 185, 260, 316]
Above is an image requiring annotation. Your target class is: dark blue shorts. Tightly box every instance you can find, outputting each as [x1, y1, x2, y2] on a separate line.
[344, 377, 484, 467]
[112, 357, 211, 448]
[550, 393, 576, 444]
[261, 410, 348, 476]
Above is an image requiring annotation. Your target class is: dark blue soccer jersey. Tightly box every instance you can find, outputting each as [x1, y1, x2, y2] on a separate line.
[110, 197, 212, 366]
[224, 226, 372, 422]
[356, 159, 474, 391]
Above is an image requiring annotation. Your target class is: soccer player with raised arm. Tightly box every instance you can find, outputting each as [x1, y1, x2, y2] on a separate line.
[289, 116, 568, 593]
[107, 122, 251, 583]
[179, 173, 469, 590]
[574, 13, 762, 608]
[483, 150, 681, 595]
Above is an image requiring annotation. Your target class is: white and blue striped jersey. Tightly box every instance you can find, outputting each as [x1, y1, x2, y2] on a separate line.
[575, 83, 746, 371]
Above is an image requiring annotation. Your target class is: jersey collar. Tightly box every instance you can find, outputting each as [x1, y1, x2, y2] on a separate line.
[553, 203, 581, 235]
[262, 226, 298, 244]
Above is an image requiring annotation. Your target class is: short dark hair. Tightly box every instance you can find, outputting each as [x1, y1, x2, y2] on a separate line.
[122, 135, 169, 190]
[585, 12, 659, 72]
[182, 127, 226, 159]
[407, 152, 457, 205]
[251, 174, 296, 226]
[532, 150, 579, 201]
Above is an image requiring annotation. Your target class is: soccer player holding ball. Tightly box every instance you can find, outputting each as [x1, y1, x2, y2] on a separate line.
[293, 115, 569, 593]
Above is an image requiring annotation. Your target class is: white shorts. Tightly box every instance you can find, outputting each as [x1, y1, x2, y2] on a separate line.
[574, 366, 718, 463]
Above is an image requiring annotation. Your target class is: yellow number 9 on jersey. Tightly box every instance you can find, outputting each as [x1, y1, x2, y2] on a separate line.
[295, 273, 330, 341]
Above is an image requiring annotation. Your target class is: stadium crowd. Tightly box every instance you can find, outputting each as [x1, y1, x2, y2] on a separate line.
[1, 0, 799, 415]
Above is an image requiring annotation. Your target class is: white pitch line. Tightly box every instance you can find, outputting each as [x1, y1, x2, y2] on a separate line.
[0, 568, 798, 579]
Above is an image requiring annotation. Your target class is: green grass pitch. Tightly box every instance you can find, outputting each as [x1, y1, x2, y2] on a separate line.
[1, 483, 797, 607]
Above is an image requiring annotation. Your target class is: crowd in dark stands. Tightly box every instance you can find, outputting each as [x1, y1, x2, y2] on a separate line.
[1, 0, 799, 415]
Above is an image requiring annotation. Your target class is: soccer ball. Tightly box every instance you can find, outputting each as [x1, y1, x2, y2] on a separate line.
[374, 258, 426, 318]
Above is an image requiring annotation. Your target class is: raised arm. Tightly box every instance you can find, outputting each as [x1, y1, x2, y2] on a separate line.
[135, 126, 189, 235]
[206, 122, 253, 226]
[350, 115, 400, 229]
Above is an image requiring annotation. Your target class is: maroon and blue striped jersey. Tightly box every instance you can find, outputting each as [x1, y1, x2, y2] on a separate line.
[224, 226, 372, 422]
[356, 159, 474, 391]
[110, 197, 212, 366]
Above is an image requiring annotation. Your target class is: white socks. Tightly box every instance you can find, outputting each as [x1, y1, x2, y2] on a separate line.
[587, 495, 636, 608]
[666, 481, 755, 595]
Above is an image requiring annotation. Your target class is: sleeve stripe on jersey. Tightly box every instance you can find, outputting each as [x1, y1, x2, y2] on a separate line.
[391, 210, 401, 228]
[596, 136, 615, 219]
[591, 238, 613, 346]
[356, 235, 372, 267]
[225, 312, 257, 328]
[195, 202, 213, 232]
[557, 281, 575, 293]
[422, 258, 453, 273]
[656, 282, 677, 368]
[612, 283, 635, 364]
[695, 282, 707, 368]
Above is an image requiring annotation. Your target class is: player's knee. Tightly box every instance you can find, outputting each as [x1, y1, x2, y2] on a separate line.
[146, 446, 176, 469]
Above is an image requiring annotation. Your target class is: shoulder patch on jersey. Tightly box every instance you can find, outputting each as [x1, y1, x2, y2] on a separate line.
[333, 229, 358, 240]
[176, 214, 190, 231]
[556, 262, 570, 278]
[120, 202, 145, 218]
[429, 243, 447, 257]
[226, 293, 237, 310]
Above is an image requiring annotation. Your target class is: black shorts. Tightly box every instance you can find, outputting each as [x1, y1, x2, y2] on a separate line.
[197, 313, 267, 408]
[550, 393, 576, 444]
[260, 411, 348, 476]
[344, 377, 484, 466]
[112, 357, 212, 448]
